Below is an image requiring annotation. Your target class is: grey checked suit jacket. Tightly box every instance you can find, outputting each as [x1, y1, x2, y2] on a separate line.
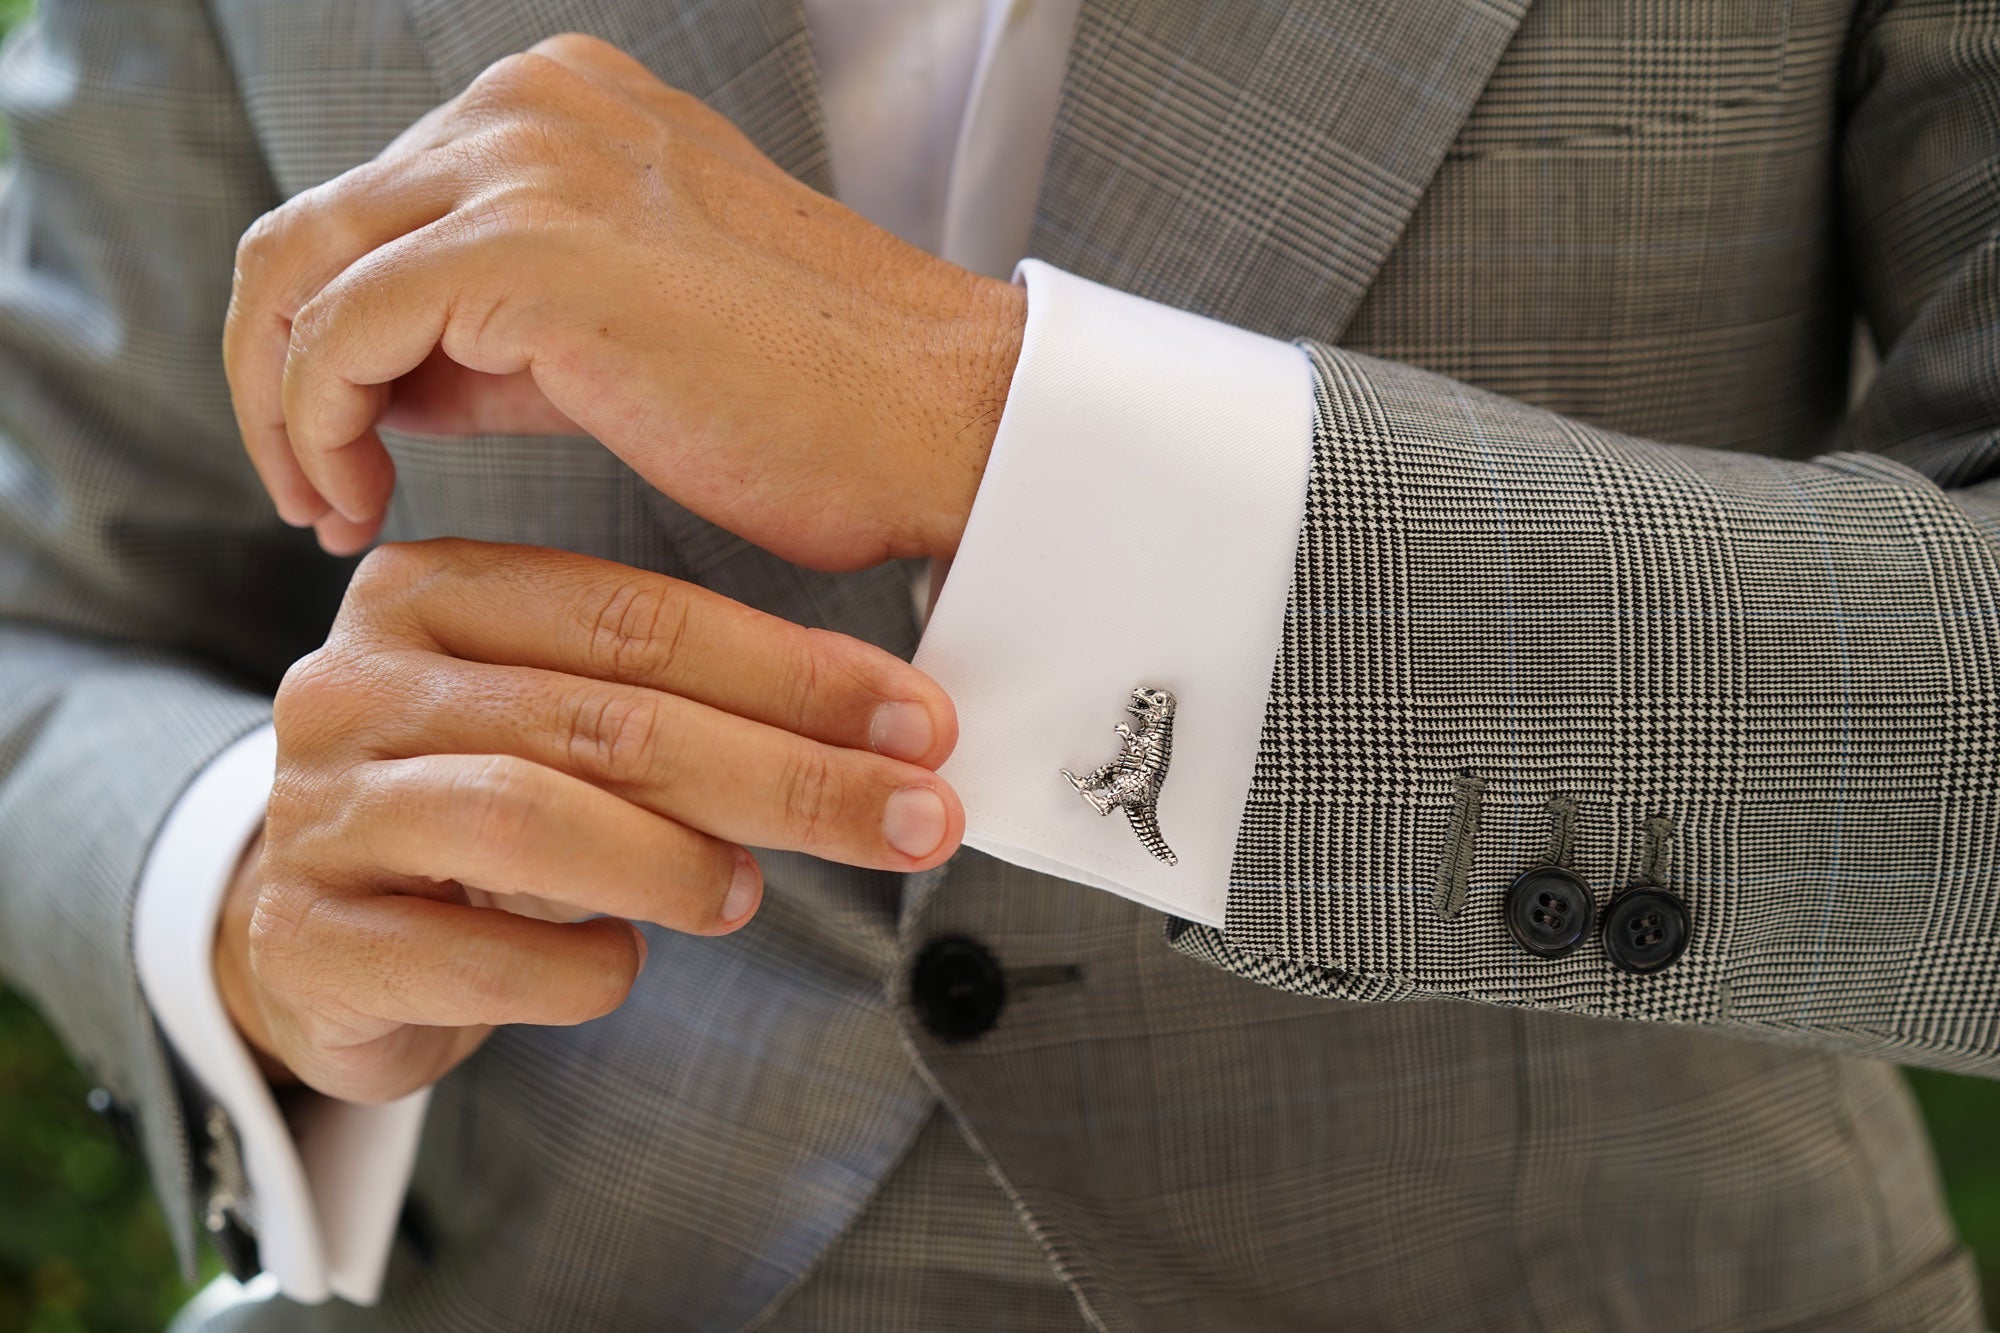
[2, 0, 1995, 1328]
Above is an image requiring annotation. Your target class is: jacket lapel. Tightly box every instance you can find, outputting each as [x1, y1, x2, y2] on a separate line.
[1029, 0, 1531, 342]
[397, 0, 832, 191]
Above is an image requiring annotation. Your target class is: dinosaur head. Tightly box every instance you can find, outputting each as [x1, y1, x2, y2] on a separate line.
[1125, 686, 1176, 723]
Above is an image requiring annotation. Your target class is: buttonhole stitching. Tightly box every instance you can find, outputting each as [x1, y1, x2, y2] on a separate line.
[1542, 795, 1578, 868]
[1433, 772, 1485, 921]
[1639, 814, 1676, 884]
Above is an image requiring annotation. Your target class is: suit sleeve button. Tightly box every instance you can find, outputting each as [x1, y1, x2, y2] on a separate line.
[1502, 865, 1597, 958]
[1603, 885, 1691, 974]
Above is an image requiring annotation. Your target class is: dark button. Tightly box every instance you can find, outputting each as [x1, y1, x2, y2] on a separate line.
[1603, 885, 1691, 974]
[1503, 865, 1596, 958]
[911, 936, 1006, 1042]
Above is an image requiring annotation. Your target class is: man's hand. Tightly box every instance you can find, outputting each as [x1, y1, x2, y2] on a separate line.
[224, 32, 1027, 569]
[222, 538, 962, 1103]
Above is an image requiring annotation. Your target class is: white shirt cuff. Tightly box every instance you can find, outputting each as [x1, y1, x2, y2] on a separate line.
[915, 259, 1314, 925]
[132, 723, 427, 1306]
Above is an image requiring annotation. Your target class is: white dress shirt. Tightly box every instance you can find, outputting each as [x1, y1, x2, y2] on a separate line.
[133, 0, 1311, 1306]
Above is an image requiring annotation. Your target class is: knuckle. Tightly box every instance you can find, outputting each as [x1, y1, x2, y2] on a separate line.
[345, 541, 453, 624]
[478, 50, 564, 100]
[451, 938, 525, 1022]
[266, 179, 366, 269]
[561, 685, 664, 785]
[653, 81, 699, 114]
[348, 542, 421, 602]
[529, 31, 609, 64]
[260, 777, 321, 866]
[791, 630, 885, 735]
[244, 882, 320, 996]
[450, 189, 536, 250]
[278, 647, 424, 761]
[404, 536, 476, 578]
[777, 747, 841, 850]
[585, 575, 689, 683]
[272, 647, 350, 743]
[452, 754, 542, 855]
[285, 289, 334, 355]
[785, 632, 829, 736]
[492, 104, 583, 160]
[234, 207, 289, 276]
[310, 180, 382, 252]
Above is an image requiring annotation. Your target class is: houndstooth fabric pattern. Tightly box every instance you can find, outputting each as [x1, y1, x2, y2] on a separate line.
[1177, 342, 2000, 1069]
[182, 1107, 1085, 1333]
[0, 0, 1994, 1328]
[1152, 0, 2000, 1078]
[749, 1108, 1085, 1332]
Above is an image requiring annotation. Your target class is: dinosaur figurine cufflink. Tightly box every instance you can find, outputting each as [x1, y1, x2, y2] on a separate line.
[1062, 685, 1179, 865]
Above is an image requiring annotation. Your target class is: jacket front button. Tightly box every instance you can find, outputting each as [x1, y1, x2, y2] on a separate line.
[1603, 886, 1691, 974]
[1503, 866, 1596, 958]
[911, 936, 1006, 1042]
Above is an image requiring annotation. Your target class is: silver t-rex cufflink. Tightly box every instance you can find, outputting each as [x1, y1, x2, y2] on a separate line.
[1061, 685, 1178, 865]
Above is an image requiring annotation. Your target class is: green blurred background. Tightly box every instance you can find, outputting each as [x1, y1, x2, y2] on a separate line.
[0, 0, 1995, 1328]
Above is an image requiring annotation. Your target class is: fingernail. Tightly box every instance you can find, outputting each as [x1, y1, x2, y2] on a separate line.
[721, 848, 761, 925]
[869, 701, 935, 763]
[883, 787, 948, 860]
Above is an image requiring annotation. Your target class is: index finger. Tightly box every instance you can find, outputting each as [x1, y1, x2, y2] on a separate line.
[223, 154, 464, 540]
[350, 540, 957, 767]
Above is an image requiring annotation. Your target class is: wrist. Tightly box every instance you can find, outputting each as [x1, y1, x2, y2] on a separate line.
[915, 275, 1026, 561]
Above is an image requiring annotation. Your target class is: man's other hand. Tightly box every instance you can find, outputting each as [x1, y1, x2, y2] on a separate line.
[221, 539, 962, 1103]
[224, 32, 1027, 570]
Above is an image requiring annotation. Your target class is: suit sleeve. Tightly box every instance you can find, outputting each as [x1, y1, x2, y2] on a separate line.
[0, 0, 349, 1274]
[1165, 0, 2000, 1076]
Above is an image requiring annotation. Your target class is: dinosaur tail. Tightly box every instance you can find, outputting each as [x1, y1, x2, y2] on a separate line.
[1125, 804, 1178, 866]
